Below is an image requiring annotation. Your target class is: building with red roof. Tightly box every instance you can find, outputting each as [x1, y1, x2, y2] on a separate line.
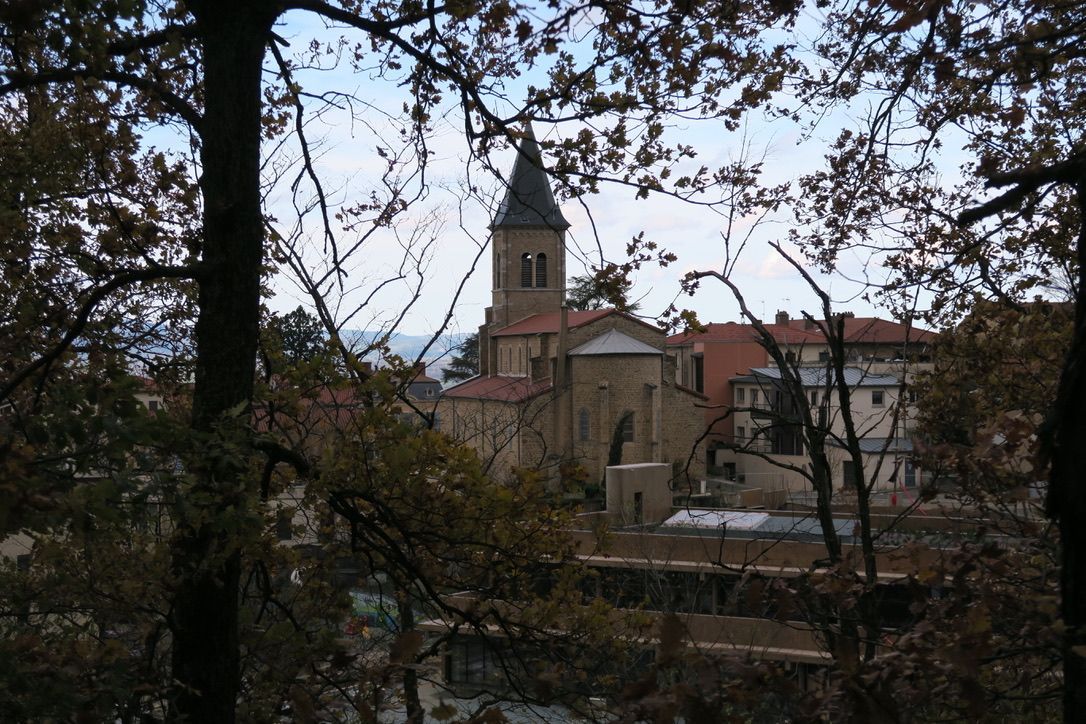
[437, 127, 706, 483]
[666, 310, 932, 490]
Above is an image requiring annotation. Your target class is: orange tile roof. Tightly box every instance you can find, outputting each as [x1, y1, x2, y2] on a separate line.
[668, 318, 933, 346]
[441, 375, 552, 402]
[835, 317, 934, 344]
[490, 309, 615, 337]
[666, 322, 821, 345]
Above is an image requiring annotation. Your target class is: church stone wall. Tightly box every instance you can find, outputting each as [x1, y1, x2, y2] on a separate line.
[489, 228, 566, 330]
[566, 314, 665, 352]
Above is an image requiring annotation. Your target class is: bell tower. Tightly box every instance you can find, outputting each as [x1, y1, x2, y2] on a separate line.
[479, 125, 569, 375]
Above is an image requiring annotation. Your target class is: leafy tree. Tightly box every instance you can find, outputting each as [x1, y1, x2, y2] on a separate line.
[915, 299, 1072, 451]
[441, 332, 478, 384]
[269, 306, 326, 367]
[781, 2, 1086, 716]
[0, 1, 804, 720]
[567, 264, 641, 313]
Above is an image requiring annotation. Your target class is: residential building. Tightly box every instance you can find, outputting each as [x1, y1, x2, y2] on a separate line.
[668, 311, 933, 492]
[730, 366, 919, 492]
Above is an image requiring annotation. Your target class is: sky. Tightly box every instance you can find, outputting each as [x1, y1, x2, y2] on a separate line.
[260, 8, 937, 342]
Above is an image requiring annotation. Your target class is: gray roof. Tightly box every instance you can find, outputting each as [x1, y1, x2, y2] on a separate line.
[491, 125, 571, 230]
[732, 366, 899, 388]
[661, 509, 856, 543]
[568, 328, 661, 356]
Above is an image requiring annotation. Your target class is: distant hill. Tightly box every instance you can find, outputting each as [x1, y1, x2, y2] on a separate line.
[342, 330, 470, 383]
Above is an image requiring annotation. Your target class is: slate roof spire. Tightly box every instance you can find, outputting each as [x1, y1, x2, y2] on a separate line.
[491, 124, 571, 230]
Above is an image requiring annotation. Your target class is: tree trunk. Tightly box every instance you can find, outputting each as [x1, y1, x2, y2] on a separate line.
[398, 599, 424, 723]
[1053, 178, 1086, 723]
[168, 3, 274, 721]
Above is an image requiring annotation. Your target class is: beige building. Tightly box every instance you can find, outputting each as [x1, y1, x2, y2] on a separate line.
[727, 366, 921, 493]
[438, 128, 706, 485]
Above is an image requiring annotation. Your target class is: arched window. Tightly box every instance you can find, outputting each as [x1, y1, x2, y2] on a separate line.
[494, 252, 501, 288]
[520, 253, 532, 287]
[578, 408, 590, 441]
[535, 252, 547, 288]
[620, 411, 635, 442]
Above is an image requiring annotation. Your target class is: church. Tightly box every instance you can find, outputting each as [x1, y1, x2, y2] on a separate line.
[438, 127, 706, 488]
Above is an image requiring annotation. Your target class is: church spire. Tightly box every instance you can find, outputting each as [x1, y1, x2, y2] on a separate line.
[491, 124, 570, 230]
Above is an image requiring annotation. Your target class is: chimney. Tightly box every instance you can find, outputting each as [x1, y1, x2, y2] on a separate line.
[775, 310, 789, 325]
[414, 362, 427, 377]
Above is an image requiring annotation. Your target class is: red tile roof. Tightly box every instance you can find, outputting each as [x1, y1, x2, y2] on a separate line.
[666, 322, 821, 345]
[442, 375, 552, 402]
[491, 309, 666, 337]
[667, 318, 933, 346]
[834, 317, 934, 344]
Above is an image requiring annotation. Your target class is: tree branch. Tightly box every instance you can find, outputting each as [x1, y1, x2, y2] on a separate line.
[0, 69, 202, 129]
[959, 153, 1086, 226]
[0, 264, 201, 402]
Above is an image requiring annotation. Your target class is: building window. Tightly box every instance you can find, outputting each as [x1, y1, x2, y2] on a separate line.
[735, 387, 745, 403]
[448, 637, 505, 686]
[495, 252, 501, 288]
[578, 408, 590, 441]
[751, 390, 759, 405]
[693, 355, 704, 393]
[818, 351, 830, 362]
[520, 253, 532, 287]
[275, 510, 293, 541]
[771, 427, 804, 455]
[535, 252, 547, 287]
[620, 412, 635, 443]
[736, 426, 745, 441]
[810, 390, 818, 405]
[843, 460, 857, 488]
[148, 400, 160, 412]
[872, 390, 885, 407]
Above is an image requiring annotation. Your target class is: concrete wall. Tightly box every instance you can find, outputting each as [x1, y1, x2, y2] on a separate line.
[605, 463, 672, 525]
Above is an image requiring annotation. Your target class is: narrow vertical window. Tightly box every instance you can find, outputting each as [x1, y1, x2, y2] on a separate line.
[535, 252, 547, 288]
[578, 408, 590, 441]
[520, 253, 532, 287]
[621, 412, 635, 442]
[495, 252, 501, 288]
